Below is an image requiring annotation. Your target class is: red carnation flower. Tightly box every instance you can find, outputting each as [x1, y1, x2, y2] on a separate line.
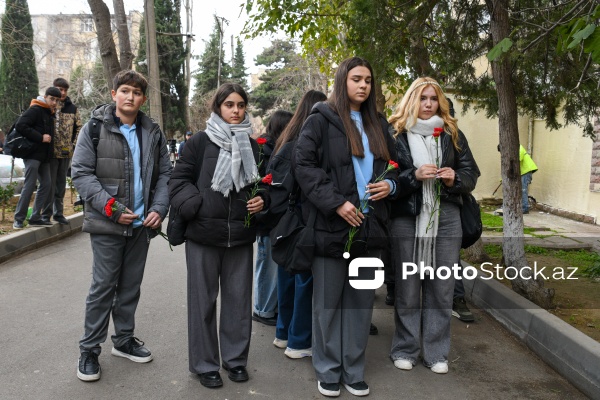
[256, 138, 268, 146]
[105, 198, 116, 217]
[433, 127, 443, 138]
[389, 160, 399, 169]
[262, 173, 273, 185]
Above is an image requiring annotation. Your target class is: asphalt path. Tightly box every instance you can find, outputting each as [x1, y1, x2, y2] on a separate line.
[0, 231, 588, 399]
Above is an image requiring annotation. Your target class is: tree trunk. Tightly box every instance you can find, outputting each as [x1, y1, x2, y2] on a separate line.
[144, 0, 163, 128]
[87, 0, 121, 87]
[113, 0, 133, 70]
[375, 81, 385, 113]
[485, 0, 554, 308]
[463, 238, 490, 264]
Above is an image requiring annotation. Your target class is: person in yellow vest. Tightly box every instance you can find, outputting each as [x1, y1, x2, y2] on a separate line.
[520, 145, 537, 214]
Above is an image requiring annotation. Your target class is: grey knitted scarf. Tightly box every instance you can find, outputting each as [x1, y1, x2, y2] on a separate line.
[205, 112, 257, 197]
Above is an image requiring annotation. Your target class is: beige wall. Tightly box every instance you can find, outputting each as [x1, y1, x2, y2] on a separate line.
[449, 97, 599, 224]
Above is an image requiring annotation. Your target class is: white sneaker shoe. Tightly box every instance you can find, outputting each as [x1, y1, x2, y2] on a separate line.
[273, 338, 288, 349]
[430, 361, 448, 374]
[284, 347, 312, 359]
[393, 359, 413, 370]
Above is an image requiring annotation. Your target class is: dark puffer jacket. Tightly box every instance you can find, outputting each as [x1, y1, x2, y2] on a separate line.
[390, 127, 480, 219]
[168, 131, 270, 248]
[15, 100, 55, 163]
[293, 102, 399, 258]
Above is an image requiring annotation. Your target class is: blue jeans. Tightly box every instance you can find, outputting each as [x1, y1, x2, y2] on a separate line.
[522, 172, 533, 213]
[276, 266, 313, 350]
[253, 235, 278, 318]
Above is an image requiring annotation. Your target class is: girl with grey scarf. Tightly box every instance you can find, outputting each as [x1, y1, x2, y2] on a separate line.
[169, 83, 267, 388]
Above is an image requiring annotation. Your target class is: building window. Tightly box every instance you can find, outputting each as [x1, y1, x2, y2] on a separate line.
[81, 18, 93, 32]
[591, 118, 600, 192]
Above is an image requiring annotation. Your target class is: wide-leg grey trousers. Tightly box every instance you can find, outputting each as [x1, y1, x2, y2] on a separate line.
[186, 241, 253, 374]
[312, 254, 376, 385]
[390, 202, 461, 367]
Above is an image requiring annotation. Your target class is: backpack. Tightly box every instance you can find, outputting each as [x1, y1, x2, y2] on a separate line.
[4, 118, 34, 158]
[259, 140, 298, 230]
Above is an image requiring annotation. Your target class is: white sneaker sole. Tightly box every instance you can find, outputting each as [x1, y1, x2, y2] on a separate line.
[273, 338, 288, 349]
[318, 382, 340, 397]
[430, 362, 448, 374]
[111, 347, 153, 363]
[393, 359, 413, 370]
[343, 383, 369, 396]
[284, 348, 312, 359]
[77, 367, 101, 381]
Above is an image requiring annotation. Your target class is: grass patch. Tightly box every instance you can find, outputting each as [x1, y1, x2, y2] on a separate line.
[481, 212, 503, 228]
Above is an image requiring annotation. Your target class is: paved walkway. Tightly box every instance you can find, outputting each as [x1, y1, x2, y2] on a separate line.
[482, 210, 600, 252]
[0, 217, 594, 399]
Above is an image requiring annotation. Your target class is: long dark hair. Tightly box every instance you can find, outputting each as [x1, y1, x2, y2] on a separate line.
[211, 82, 248, 116]
[329, 57, 389, 160]
[274, 89, 327, 154]
[265, 110, 293, 142]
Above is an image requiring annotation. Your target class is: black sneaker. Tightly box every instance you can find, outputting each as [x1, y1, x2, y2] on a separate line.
[28, 219, 52, 226]
[54, 215, 69, 225]
[452, 297, 475, 323]
[369, 323, 378, 335]
[252, 312, 277, 326]
[318, 381, 340, 397]
[77, 351, 101, 382]
[111, 337, 153, 363]
[343, 381, 370, 396]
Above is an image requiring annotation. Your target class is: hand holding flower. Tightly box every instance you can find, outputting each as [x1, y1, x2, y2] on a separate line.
[246, 196, 264, 214]
[336, 201, 364, 227]
[436, 167, 455, 187]
[415, 164, 439, 181]
[365, 181, 391, 201]
[142, 211, 163, 229]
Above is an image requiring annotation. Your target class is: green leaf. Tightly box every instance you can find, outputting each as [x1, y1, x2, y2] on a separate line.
[487, 38, 513, 61]
[567, 24, 596, 49]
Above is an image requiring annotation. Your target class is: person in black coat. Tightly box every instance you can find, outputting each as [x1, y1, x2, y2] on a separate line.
[12, 87, 61, 229]
[388, 77, 479, 374]
[293, 57, 398, 397]
[252, 110, 293, 327]
[168, 83, 269, 389]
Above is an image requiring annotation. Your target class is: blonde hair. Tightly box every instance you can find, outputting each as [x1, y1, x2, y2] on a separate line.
[389, 77, 460, 150]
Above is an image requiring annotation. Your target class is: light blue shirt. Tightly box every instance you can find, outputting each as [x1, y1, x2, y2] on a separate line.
[120, 123, 144, 228]
[350, 111, 374, 213]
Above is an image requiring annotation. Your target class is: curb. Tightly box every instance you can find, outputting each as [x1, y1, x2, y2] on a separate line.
[0, 213, 84, 265]
[462, 261, 600, 400]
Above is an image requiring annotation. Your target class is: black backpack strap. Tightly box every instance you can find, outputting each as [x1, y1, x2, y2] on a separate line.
[89, 120, 101, 152]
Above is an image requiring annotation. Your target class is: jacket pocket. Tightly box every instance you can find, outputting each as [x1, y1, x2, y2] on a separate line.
[103, 183, 119, 197]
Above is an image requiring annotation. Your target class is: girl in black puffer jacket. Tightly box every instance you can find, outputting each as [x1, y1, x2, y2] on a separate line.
[388, 77, 479, 375]
[294, 57, 398, 397]
[168, 83, 268, 388]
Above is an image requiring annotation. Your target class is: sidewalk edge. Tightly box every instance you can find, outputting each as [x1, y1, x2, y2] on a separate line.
[463, 260, 600, 400]
[0, 213, 84, 265]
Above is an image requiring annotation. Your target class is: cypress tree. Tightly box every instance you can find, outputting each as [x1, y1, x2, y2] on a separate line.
[0, 0, 39, 131]
[231, 37, 248, 90]
[195, 19, 230, 95]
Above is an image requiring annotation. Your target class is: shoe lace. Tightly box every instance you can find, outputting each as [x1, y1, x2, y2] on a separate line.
[130, 337, 145, 349]
[83, 352, 98, 367]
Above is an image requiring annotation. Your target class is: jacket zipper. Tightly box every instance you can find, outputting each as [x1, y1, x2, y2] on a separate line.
[227, 196, 232, 247]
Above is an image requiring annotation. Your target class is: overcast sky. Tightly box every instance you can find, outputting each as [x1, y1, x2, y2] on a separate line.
[2, 0, 277, 75]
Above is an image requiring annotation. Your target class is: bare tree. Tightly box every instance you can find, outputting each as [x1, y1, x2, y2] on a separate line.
[113, 0, 133, 70]
[87, 0, 120, 86]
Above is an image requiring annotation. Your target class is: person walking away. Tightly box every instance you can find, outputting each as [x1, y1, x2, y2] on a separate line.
[294, 57, 398, 397]
[72, 70, 172, 382]
[270, 90, 326, 359]
[388, 77, 479, 374]
[42, 78, 82, 225]
[13, 87, 61, 229]
[169, 83, 269, 389]
[178, 131, 192, 159]
[253, 110, 293, 326]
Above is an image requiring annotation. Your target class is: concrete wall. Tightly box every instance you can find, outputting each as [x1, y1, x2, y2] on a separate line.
[449, 97, 599, 224]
